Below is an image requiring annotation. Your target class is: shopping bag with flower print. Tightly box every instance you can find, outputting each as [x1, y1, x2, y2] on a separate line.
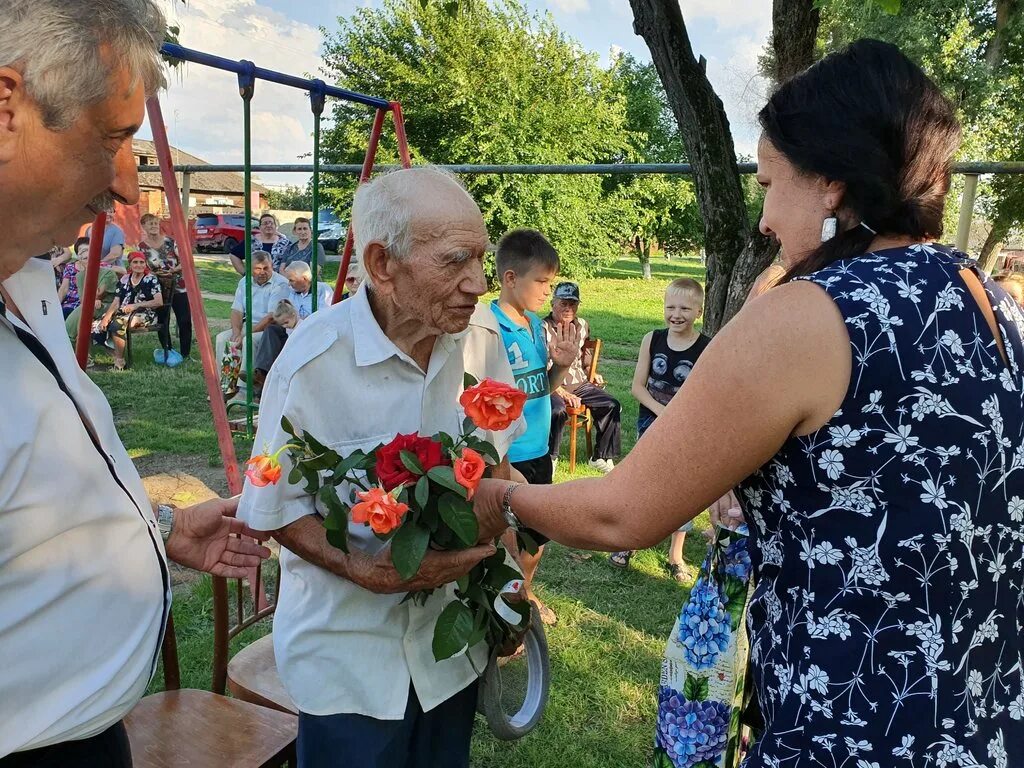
[654, 524, 753, 768]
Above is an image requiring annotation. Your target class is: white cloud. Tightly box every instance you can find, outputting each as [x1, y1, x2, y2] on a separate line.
[679, 0, 771, 32]
[145, 0, 328, 188]
[548, 0, 591, 14]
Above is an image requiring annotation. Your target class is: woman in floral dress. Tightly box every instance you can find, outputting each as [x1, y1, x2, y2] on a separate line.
[473, 40, 1024, 768]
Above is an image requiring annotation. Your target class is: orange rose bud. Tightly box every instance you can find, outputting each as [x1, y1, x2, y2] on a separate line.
[351, 486, 410, 535]
[454, 448, 487, 499]
[245, 454, 282, 487]
[459, 378, 526, 432]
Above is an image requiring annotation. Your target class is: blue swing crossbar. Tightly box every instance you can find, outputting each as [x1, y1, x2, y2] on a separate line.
[159, 42, 392, 111]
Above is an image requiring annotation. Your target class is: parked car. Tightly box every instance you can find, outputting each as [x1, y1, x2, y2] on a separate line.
[192, 213, 259, 253]
[317, 221, 347, 254]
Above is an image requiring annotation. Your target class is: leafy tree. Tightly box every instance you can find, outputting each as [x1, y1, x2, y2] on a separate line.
[608, 54, 702, 278]
[319, 0, 634, 278]
[266, 184, 313, 211]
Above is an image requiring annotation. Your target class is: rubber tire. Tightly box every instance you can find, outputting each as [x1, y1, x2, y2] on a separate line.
[478, 601, 551, 740]
[222, 236, 238, 254]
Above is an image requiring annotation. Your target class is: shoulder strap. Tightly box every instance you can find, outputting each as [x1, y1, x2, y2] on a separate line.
[960, 267, 1009, 368]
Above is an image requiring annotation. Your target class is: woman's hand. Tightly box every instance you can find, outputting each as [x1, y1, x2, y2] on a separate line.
[121, 303, 135, 314]
[709, 489, 744, 530]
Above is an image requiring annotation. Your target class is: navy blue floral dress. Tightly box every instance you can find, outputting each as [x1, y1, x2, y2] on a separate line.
[736, 244, 1024, 768]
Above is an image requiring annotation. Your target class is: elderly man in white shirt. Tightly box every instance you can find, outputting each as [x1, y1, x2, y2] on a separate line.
[238, 166, 523, 768]
[0, 1, 270, 765]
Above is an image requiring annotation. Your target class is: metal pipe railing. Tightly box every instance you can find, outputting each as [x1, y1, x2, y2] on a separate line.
[160, 43, 390, 111]
[137, 161, 1024, 175]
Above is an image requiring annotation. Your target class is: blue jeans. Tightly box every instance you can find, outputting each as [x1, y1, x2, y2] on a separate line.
[296, 681, 478, 768]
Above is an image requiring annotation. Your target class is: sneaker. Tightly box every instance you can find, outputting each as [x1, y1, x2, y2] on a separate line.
[588, 458, 613, 473]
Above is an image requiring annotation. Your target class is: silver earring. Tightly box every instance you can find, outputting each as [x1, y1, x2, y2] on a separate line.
[820, 214, 837, 242]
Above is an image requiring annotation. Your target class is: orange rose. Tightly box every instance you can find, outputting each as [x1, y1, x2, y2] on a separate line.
[454, 447, 487, 499]
[245, 444, 295, 487]
[460, 378, 526, 432]
[351, 486, 410, 535]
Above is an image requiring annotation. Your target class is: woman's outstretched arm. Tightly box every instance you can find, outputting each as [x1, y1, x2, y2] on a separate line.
[474, 280, 852, 551]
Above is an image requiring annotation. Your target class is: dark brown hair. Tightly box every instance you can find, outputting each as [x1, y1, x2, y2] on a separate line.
[759, 39, 961, 281]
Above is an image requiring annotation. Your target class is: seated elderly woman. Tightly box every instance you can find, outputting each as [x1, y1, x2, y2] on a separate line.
[98, 251, 163, 370]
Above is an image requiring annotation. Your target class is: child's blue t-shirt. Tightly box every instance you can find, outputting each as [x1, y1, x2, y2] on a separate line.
[490, 301, 551, 463]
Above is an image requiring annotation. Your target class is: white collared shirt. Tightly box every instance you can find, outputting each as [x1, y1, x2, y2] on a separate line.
[231, 272, 289, 319]
[238, 286, 523, 718]
[0, 259, 170, 757]
[279, 283, 334, 320]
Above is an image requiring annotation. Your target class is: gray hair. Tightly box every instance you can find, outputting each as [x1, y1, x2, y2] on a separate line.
[284, 261, 312, 279]
[1, 0, 167, 130]
[351, 165, 469, 268]
[251, 250, 272, 265]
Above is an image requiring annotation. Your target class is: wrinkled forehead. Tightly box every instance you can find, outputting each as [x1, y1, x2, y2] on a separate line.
[409, 192, 488, 252]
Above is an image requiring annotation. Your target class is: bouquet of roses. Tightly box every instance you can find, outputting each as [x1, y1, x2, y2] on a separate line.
[245, 374, 536, 662]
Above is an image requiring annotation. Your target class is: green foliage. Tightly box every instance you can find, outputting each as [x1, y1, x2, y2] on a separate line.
[319, 0, 634, 278]
[265, 184, 313, 211]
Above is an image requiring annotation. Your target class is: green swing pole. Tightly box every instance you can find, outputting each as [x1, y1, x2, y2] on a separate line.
[309, 83, 326, 311]
[239, 62, 256, 435]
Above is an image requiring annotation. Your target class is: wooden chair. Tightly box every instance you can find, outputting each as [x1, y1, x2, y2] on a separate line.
[123, 307, 170, 369]
[214, 563, 298, 715]
[124, 611, 297, 768]
[565, 337, 602, 473]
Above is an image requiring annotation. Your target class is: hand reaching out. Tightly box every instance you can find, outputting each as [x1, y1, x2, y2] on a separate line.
[709, 489, 745, 531]
[548, 321, 580, 368]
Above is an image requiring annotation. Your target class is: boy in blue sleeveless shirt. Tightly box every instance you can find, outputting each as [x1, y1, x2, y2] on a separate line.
[491, 229, 578, 625]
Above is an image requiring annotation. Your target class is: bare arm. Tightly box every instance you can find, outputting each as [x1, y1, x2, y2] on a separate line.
[630, 331, 664, 417]
[253, 313, 275, 333]
[473, 281, 852, 550]
[230, 309, 243, 339]
[57, 277, 70, 303]
[229, 253, 245, 275]
[273, 515, 496, 593]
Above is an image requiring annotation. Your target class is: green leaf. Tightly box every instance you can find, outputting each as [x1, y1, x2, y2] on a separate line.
[299, 463, 320, 495]
[432, 600, 474, 661]
[414, 475, 430, 509]
[484, 561, 523, 591]
[653, 749, 675, 768]
[463, 371, 478, 389]
[462, 415, 477, 435]
[683, 673, 709, 702]
[456, 575, 469, 593]
[391, 521, 430, 580]
[288, 464, 302, 485]
[468, 439, 499, 464]
[438, 493, 478, 546]
[427, 465, 467, 498]
[333, 450, 367, 479]
[280, 415, 295, 436]
[399, 450, 425, 476]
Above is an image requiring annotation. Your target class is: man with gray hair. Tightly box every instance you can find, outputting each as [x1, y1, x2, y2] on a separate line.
[238, 166, 526, 767]
[250, 259, 332, 391]
[0, 1, 270, 764]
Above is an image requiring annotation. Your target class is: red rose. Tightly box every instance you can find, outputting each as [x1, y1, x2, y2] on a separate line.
[375, 433, 448, 491]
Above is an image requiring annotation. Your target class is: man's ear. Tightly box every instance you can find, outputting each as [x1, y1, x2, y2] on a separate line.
[362, 242, 393, 294]
[0, 68, 27, 164]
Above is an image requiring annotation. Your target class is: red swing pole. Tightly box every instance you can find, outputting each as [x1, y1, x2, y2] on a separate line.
[390, 101, 412, 169]
[75, 213, 107, 369]
[332, 107, 387, 305]
[146, 95, 243, 495]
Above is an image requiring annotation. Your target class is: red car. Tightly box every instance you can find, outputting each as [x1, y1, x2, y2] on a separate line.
[192, 213, 259, 253]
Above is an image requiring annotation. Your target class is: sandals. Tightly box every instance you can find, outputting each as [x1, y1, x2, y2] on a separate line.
[666, 562, 688, 583]
[609, 550, 634, 569]
[112, 360, 127, 372]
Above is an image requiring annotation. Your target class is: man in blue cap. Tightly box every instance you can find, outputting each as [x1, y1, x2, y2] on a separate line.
[544, 281, 621, 472]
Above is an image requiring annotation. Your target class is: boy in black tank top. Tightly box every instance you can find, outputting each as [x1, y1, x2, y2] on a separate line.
[609, 278, 709, 580]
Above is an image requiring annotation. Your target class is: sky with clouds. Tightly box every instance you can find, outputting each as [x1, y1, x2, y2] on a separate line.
[146, 0, 771, 188]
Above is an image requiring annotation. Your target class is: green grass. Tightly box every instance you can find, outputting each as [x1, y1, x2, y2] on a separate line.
[97, 254, 708, 768]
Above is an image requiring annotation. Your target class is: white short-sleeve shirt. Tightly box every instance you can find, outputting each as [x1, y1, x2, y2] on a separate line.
[0, 259, 170, 757]
[231, 272, 289, 318]
[238, 287, 523, 718]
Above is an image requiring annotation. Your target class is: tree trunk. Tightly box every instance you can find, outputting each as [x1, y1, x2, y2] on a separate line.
[636, 236, 653, 279]
[629, 0, 818, 335]
[984, 0, 1019, 69]
[979, 215, 1011, 274]
[771, 0, 820, 83]
[629, 0, 749, 334]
